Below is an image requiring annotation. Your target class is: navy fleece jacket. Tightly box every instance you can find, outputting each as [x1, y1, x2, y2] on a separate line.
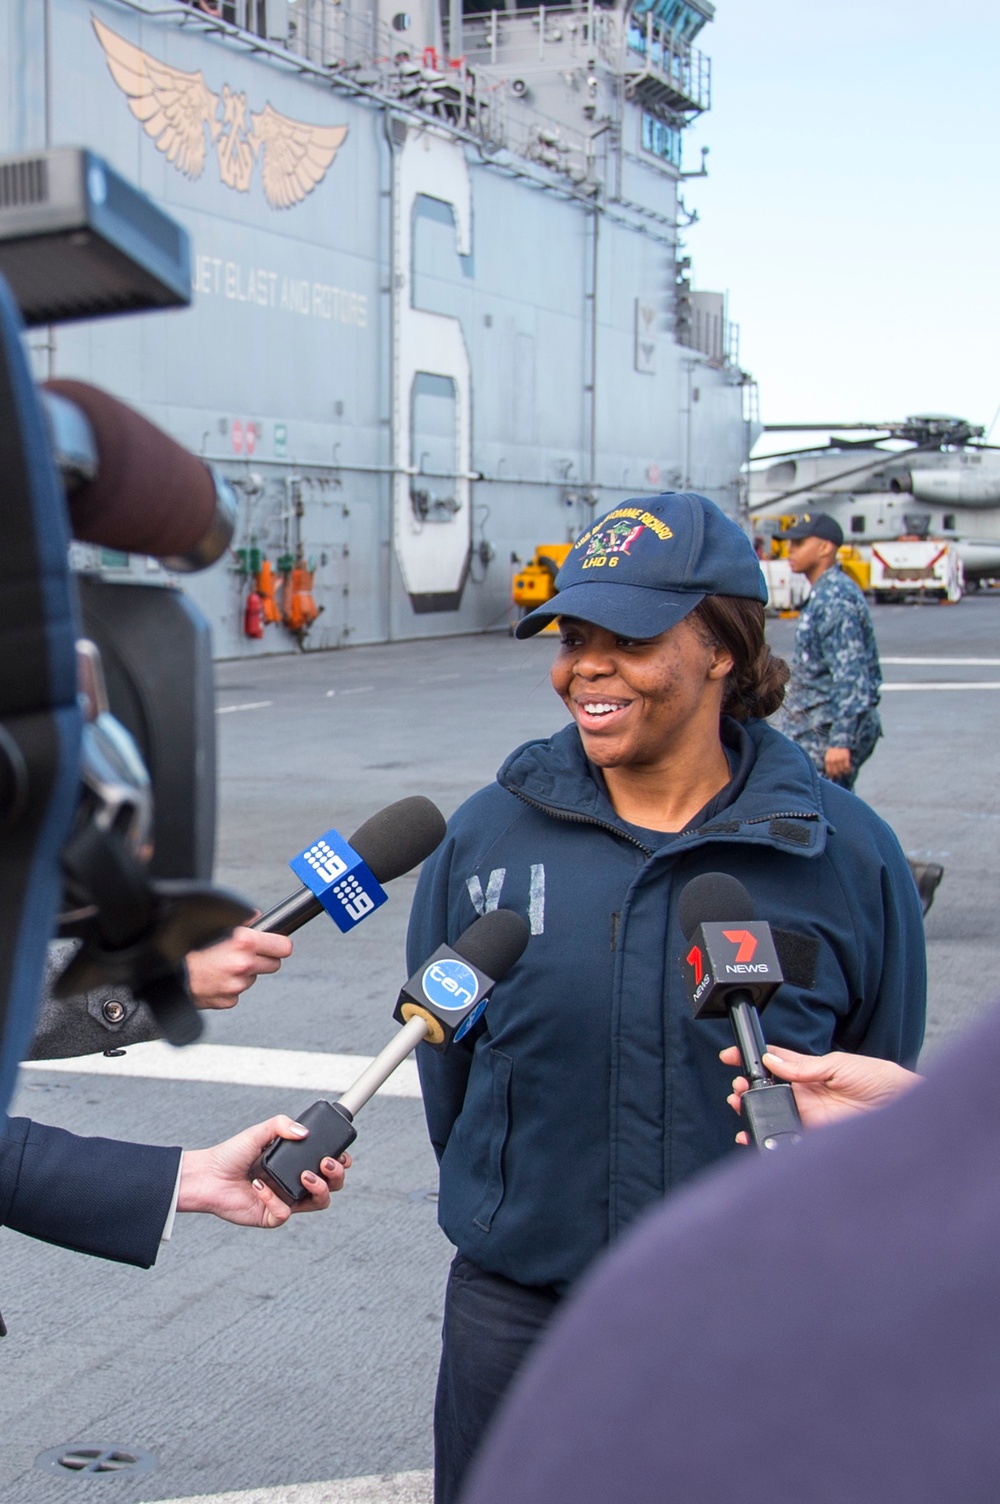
[409, 717, 925, 1292]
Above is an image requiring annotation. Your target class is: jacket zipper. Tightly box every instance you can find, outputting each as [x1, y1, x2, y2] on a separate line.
[508, 788, 652, 851]
[741, 811, 821, 826]
[509, 787, 820, 850]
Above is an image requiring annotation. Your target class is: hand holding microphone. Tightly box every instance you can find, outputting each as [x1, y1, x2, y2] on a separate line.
[250, 909, 530, 1205]
[721, 1044, 920, 1134]
[185, 927, 293, 1009]
[251, 795, 446, 937]
[678, 872, 808, 1151]
[182, 797, 447, 1011]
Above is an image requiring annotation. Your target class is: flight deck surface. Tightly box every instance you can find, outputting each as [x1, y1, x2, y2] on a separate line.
[2, 596, 997, 1504]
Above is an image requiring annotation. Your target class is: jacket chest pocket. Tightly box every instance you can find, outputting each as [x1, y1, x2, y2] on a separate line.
[473, 1048, 513, 1233]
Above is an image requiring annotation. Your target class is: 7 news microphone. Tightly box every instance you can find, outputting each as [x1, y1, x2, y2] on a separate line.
[251, 796, 447, 937]
[678, 872, 814, 1151]
[250, 908, 530, 1204]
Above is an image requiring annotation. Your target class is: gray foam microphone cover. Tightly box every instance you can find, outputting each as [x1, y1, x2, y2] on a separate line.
[349, 796, 446, 883]
[678, 871, 756, 940]
[454, 909, 530, 982]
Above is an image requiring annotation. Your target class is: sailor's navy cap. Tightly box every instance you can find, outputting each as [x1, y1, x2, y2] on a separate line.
[514, 492, 769, 640]
[779, 512, 844, 547]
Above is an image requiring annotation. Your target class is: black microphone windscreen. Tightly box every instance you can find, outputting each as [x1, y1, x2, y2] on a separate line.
[454, 909, 530, 982]
[678, 871, 756, 940]
[349, 796, 446, 883]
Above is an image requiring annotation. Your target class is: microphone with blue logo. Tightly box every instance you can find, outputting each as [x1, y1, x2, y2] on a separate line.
[250, 796, 446, 937]
[249, 908, 530, 1205]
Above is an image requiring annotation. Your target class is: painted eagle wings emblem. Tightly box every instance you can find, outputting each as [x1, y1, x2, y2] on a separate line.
[92, 15, 347, 208]
[92, 15, 220, 180]
[249, 105, 348, 210]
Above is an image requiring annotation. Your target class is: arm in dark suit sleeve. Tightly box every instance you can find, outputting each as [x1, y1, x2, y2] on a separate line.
[0, 1116, 181, 1268]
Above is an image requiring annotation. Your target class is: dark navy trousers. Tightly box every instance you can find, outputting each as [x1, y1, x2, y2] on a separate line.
[434, 1253, 562, 1504]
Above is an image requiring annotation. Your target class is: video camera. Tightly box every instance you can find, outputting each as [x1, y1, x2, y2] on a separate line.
[0, 146, 253, 1096]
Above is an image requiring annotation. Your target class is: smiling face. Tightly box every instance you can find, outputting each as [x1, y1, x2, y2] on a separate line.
[550, 617, 734, 772]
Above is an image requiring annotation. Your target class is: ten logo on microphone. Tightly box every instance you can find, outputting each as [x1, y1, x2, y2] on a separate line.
[414, 954, 490, 1040]
[422, 959, 479, 1011]
[290, 828, 388, 932]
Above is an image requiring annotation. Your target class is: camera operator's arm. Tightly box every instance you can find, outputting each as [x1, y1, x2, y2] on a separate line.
[29, 929, 294, 1059]
[28, 940, 161, 1059]
[0, 1114, 347, 1269]
[721, 1044, 920, 1135]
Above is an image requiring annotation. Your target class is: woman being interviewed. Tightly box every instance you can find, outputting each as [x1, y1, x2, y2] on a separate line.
[408, 492, 925, 1504]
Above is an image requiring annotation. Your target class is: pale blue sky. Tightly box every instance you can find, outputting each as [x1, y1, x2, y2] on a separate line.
[684, 0, 1000, 434]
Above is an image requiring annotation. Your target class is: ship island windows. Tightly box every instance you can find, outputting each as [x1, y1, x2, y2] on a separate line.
[850, 515, 866, 534]
[629, 0, 712, 43]
[641, 115, 682, 166]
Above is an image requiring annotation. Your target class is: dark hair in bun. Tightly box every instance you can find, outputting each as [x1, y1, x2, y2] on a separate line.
[690, 596, 789, 721]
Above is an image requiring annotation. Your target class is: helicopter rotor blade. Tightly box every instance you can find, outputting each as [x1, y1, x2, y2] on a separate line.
[749, 437, 896, 464]
[761, 423, 901, 433]
[748, 437, 944, 513]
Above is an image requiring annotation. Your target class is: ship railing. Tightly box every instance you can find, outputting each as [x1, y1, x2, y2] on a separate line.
[462, 5, 603, 68]
[180, 0, 401, 72]
[458, 3, 708, 117]
[477, 85, 598, 187]
[283, 0, 399, 74]
[616, 12, 710, 114]
[179, 0, 599, 186]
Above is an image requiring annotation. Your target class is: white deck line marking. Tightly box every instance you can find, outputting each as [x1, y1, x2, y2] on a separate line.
[216, 701, 273, 714]
[138, 1470, 433, 1504]
[22, 1041, 422, 1096]
[881, 657, 1000, 666]
[882, 681, 1000, 692]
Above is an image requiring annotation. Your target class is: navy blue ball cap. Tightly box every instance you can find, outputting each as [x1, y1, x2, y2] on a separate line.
[779, 512, 844, 547]
[514, 492, 768, 640]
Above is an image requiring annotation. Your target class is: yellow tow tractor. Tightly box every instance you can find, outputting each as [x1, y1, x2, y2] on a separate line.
[511, 543, 572, 632]
[836, 544, 870, 592]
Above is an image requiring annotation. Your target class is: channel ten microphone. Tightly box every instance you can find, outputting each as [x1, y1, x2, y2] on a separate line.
[250, 796, 447, 937]
[678, 872, 804, 1151]
[251, 908, 530, 1204]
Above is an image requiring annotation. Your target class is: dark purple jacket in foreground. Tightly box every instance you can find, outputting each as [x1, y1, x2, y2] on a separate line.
[462, 1003, 1000, 1504]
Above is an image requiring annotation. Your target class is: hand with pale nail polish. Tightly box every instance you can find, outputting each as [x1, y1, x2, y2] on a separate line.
[178, 1115, 351, 1229]
[720, 1044, 920, 1136]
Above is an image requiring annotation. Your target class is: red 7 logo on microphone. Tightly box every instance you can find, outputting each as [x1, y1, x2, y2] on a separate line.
[723, 930, 758, 963]
[686, 945, 704, 985]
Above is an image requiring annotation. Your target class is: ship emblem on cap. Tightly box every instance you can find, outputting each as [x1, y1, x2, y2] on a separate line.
[584, 520, 645, 560]
[93, 15, 348, 209]
[574, 506, 673, 572]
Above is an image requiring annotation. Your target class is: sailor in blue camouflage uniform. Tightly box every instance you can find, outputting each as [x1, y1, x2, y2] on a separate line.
[776, 513, 881, 791]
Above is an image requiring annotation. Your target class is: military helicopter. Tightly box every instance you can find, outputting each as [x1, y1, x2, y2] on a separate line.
[748, 415, 1000, 585]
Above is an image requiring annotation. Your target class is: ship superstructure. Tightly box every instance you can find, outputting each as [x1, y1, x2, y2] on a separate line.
[1, 0, 753, 654]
